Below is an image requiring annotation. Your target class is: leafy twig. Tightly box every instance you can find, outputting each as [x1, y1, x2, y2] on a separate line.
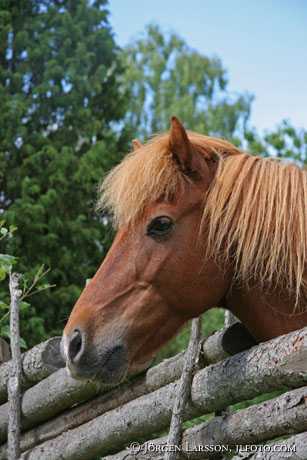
[21, 284, 56, 300]
[20, 265, 51, 301]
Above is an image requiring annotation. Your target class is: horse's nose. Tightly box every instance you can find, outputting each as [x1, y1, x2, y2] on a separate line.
[63, 329, 128, 382]
[67, 329, 85, 365]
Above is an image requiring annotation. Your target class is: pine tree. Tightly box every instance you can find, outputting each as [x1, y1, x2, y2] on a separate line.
[0, 0, 127, 344]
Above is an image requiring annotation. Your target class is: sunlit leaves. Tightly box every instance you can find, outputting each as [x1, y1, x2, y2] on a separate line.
[122, 24, 252, 141]
[246, 120, 307, 165]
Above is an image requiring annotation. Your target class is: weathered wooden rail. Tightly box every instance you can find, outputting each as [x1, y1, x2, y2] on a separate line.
[0, 323, 307, 459]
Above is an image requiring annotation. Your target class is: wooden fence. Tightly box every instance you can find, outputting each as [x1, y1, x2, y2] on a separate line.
[1, 323, 307, 459]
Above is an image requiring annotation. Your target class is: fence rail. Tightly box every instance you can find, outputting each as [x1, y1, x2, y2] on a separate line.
[0, 323, 307, 459]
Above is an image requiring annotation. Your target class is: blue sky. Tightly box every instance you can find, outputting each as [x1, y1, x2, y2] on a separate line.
[110, 0, 307, 132]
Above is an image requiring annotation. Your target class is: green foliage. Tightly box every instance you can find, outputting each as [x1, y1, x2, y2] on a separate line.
[0, 222, 17, 340]
[1, 5, 305, 353]
[155, 308, 225, 364]
[0, 0, 127, 346]
[0, 222, 53, 348]
[122, 24, 252, 142]
[246, 120, 307, 164]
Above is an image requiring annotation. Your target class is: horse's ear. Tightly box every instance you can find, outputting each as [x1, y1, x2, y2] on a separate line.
[132, 139, 142, 151]
[169, 117, 194, 173]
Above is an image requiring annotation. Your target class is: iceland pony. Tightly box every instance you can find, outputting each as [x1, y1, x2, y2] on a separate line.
[62, 117, 307, 383]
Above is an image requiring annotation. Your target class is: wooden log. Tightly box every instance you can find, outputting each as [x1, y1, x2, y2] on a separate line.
[0, 368, 101, 443]
[0, 329, 208, 458]
[7, 272, 22, 460]
[107, 385, 307, 459]
[202, 322, 257, 364]
[0, 377, 148, 457]
[191, 326, 307, 413]
[18, 326, 307, 460]
[183, 387, 307, 460]
[224, 310, 237, 327]
[147, 322, 256, 388]
[0, 322, 255, 446]
[19, 381, 196, 460]
[0, 337, 64, 404]
[230, 431, 307, 460]
[0, 327, 219, 456]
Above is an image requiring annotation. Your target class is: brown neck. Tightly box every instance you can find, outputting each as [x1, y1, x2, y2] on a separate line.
[225, 283, 307, 342]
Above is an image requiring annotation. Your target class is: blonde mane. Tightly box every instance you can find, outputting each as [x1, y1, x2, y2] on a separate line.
[98, 131, 307, 304]
[97, 132, 240, 226]
[203, 154, 307, 304]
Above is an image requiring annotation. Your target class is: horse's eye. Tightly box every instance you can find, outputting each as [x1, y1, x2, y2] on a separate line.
[146, 216, 174, 239]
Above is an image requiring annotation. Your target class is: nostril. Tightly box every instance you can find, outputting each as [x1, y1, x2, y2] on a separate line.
[68, 329, 84, 364]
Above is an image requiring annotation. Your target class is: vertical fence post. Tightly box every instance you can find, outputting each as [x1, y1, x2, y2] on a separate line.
[164, 316, 202, 460]
[7, 272, 22, 460]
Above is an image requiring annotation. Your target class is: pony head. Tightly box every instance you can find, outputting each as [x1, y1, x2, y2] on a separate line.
[62, 116, 307, 383]
[61, 117, 237, 383]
